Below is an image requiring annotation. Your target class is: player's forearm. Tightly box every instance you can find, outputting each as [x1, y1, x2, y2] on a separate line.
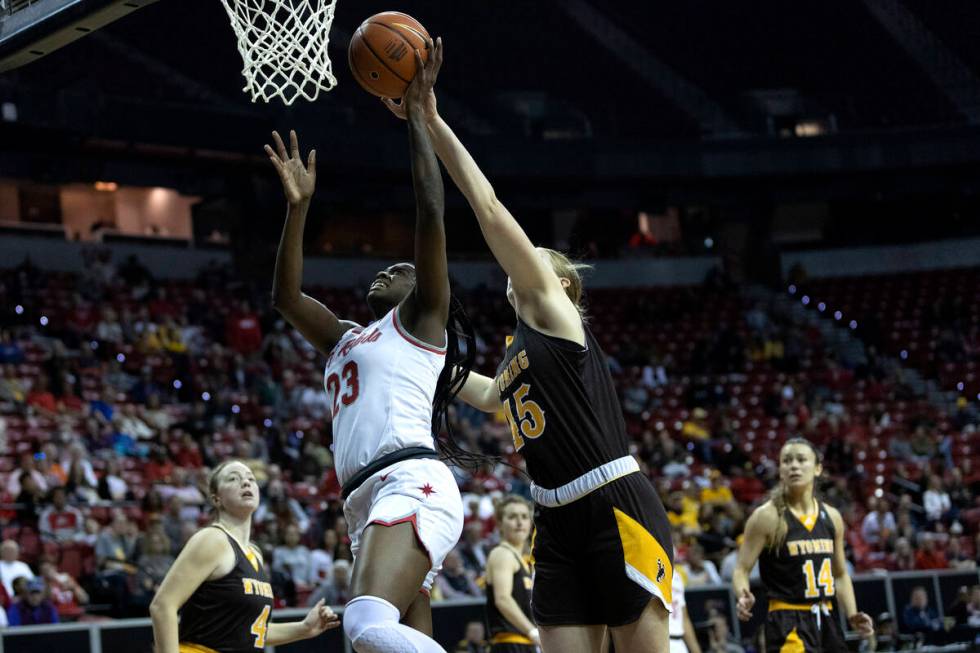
[455, 370, 499, 412]
[834, 574, 858, 618]
[493, 595, 536, 636]
[267, 621, 315, 646]
[731, 567, 750, 597]
[149, 603, 180, 653]
[409, 113, 445, 225]
[427, 116, 497, 218]
[683, 611, 703, 653]
[271, 200, 311, 309]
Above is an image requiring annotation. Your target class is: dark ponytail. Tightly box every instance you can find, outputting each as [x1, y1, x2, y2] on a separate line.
[431, 295, 498, 471]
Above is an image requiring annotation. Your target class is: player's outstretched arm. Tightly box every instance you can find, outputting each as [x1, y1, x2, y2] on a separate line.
[383, 42, 580, 339]
[398, 41, 450, 345]
[266, 130, 356, 355]
[733, 502, 775, 621]
[267, 598, 341, 645]
[828, 506, 874, 638]
[426, 115, 579, 335]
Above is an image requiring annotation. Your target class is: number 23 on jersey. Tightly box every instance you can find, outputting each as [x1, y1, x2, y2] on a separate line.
[326, 361, 359, 417]
[504, 383, 546, 450]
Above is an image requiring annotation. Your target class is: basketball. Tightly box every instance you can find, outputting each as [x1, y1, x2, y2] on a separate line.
[348, 11, 430, 99]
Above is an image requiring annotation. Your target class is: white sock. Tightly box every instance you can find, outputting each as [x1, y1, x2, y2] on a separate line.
[343, 595, 448, 653]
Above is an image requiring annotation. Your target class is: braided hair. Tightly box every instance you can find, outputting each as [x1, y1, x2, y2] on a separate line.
[431, 294, 498, 471]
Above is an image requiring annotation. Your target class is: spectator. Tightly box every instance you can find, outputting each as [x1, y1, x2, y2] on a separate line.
[6, 577, 59, 626]
[902, 586, 942, 641]
[310, 529, 338, 587]
[0, 541, 35, 596]
[0, 364, 27, 408]
[225, 301, 262, 354]
[94, 515, 138, 615]
[96, 307, 124, 345]
[701, 469, 735, 507]
[39, 486, 85, 543]
[720, 536, 760, 583]
[26, 375, 57, 415]
[681, 542, 722, 587]
[272, 523, 313, 589]
[914, 533, 948, 570]
[707, 613, 744, 653]
[860, 498, 896, 547]
[97, 458, 130, 502]
[946, 537, 976, 571]
[39, 559, 89, 619]
[923, 475, 952, 525]
[161, 496, 185, 550]
[455, 621, 489, 653]
[306, 559, 351, 606]
[115, 404, 154, 442]
[890, 537, 917, 571]
[457, 521, 490, 575]
[63, 443, 99, 489]
[434, 550, 482, 599]
[6, 453, 48, 497]
[255, 481, 309, 534]
[65, 459, 100, 504]
[134, 531, 174, 605]
[95, 514, 137, 574]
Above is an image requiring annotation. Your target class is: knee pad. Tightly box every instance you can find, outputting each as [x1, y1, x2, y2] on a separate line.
[343, 595, 400, 643]
[343, 595, 444, 653]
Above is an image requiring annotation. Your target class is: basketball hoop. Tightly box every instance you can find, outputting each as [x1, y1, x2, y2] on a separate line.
[218, 0, 338, 105]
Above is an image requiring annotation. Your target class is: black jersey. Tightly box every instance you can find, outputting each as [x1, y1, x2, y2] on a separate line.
[486, 547, 533, 639]
[179, 527, 274, 653]
[759, 503, 837, 604]
[495, 318, 629, 488]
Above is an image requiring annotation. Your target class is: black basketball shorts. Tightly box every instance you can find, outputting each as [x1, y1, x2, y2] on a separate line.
[765, 607, 847, 653]
[530, 472, 673, 627]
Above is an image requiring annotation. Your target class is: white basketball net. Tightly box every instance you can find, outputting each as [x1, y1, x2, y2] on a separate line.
[218, 0, 339, 105]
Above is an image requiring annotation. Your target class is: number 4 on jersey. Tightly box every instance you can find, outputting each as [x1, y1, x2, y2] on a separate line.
[250, 605, 270, 648]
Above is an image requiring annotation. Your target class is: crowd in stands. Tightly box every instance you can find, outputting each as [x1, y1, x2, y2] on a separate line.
[0, 250, 978, 648]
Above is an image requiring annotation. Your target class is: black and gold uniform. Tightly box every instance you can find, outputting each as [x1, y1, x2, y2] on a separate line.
[178, 526, 274, 653]
[485, 547, 535, 652]
[759, 502, 846, 653]
[496, 318, 673, 626]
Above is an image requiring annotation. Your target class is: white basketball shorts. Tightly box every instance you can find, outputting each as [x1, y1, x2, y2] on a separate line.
[343, 457, 464, 592]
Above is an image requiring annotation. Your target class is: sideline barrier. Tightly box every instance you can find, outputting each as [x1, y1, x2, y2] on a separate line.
[1, 569, 977, 652]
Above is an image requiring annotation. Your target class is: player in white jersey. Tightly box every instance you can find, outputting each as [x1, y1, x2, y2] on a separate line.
[267, 41, 469, 653]
[669, 570, 702, 653]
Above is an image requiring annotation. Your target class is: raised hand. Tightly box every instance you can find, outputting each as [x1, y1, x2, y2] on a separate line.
[736, 587, 755, 621]
[849, 612, 874, 638]
[264, 130, 316, 206]
[381, 36, 442, 122]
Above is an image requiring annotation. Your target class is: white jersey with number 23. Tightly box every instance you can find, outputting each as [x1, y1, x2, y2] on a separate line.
[323, 306, 446, 487]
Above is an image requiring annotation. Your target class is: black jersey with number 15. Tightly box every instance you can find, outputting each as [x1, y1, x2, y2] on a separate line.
[495, 317, 629, 489]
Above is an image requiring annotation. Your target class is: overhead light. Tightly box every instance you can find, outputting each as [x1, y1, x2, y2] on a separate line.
[94, 181, 118, 192]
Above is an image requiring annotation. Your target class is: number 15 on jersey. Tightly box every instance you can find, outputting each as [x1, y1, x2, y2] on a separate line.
[504, 383, 546, 450]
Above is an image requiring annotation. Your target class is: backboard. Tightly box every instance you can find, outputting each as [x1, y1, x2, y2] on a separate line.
[0, 0, 160, 73]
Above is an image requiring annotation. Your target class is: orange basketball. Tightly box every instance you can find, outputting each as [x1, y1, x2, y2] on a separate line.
[348, 12, 430, 99]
